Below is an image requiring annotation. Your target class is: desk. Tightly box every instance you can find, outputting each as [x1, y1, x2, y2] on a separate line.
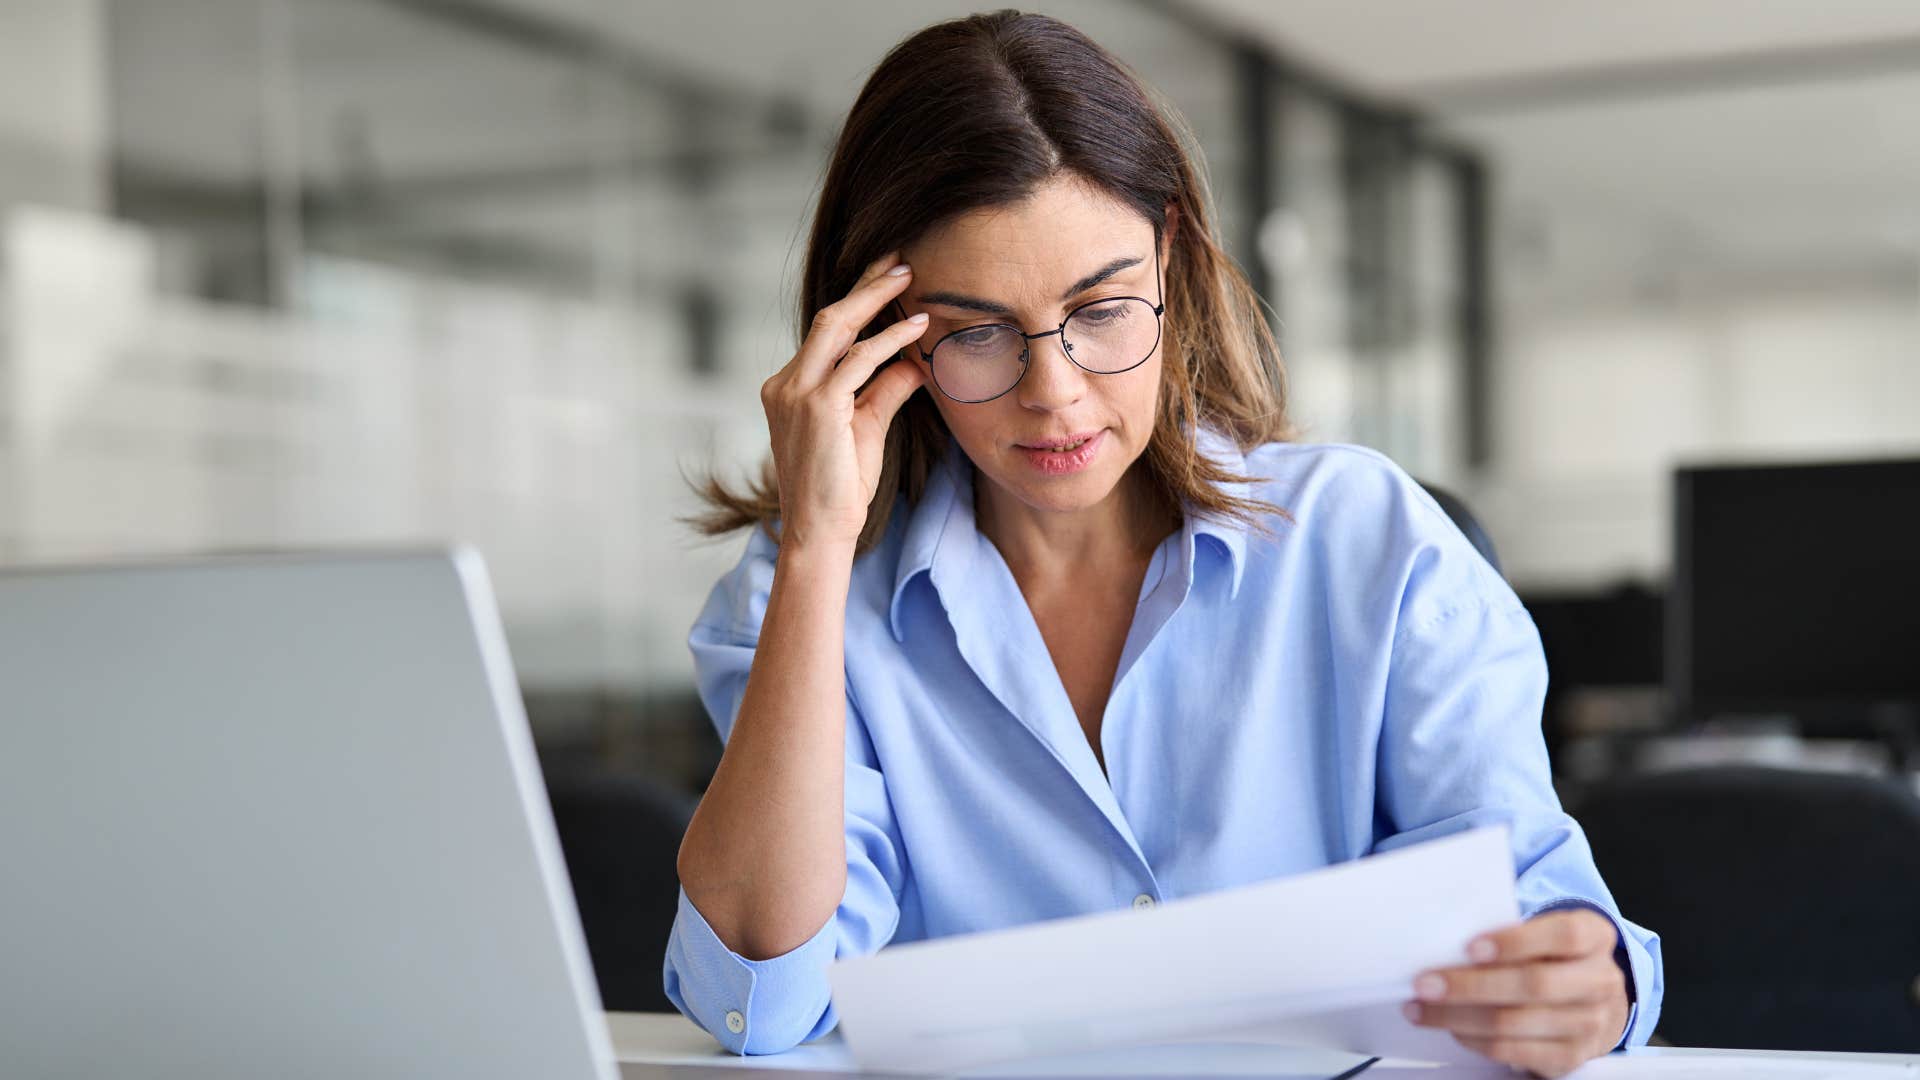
[606, 1012, 1920, 1077]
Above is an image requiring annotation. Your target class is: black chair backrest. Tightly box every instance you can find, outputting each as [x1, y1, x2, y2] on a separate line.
[1576, 766, 1920, 1051]
[544, 763, 695, 1013]
[1418, 480, 1503, 578]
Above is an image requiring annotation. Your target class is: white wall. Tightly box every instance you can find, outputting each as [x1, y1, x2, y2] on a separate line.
[1, 205, 765, 700]
[0, 0, 108, 566]
[1447, 59, 1920, 592]
[1476, 273, 1920, 589]
[0, 0, 108, 213]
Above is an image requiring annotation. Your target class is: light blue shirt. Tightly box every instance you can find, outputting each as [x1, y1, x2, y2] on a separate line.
[663, 425, 1665, 1056]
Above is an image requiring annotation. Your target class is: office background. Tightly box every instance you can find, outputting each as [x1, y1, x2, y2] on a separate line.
[3, 0, 1918, 1048]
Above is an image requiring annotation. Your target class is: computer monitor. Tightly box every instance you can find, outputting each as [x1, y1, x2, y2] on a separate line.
[1669, 457, 1920, 733]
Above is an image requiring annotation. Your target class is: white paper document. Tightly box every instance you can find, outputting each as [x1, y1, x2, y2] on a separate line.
[827, 824, 1522, 1075]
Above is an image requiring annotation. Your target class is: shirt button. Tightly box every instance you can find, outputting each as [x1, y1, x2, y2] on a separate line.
[724, 1009, 745, 1034]
[1132, 893, 1156, 909]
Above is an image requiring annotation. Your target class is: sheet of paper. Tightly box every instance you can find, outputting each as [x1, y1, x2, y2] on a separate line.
[826, 824, 1520, 1075]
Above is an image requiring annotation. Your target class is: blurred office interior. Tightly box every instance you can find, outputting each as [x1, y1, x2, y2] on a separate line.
[3, 0, 1917, 1046]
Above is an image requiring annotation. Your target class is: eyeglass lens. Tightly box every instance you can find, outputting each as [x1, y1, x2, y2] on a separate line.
[928, 297, 1161, 402]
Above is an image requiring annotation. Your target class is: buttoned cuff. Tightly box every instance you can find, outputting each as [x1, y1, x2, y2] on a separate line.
[1529, 896, 1650, 1051]
[661, 886, 840, 1054]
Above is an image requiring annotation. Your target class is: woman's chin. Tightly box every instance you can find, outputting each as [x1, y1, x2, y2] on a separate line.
[991, 465, 1121, 516]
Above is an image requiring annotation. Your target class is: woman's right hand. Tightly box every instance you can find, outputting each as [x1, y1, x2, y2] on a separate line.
[761, 250, 930, 552]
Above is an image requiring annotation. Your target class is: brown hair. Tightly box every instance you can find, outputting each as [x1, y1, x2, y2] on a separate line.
[688, 8, 1292, 557]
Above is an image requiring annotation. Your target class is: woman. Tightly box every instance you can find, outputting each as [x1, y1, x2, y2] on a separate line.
[667, 10, 1662, 1078]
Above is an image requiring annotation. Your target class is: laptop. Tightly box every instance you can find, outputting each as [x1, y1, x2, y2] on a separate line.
[0, 549, 619, 1080]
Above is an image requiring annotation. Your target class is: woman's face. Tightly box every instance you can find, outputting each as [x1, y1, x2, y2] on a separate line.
[896, 174, 1171, 519]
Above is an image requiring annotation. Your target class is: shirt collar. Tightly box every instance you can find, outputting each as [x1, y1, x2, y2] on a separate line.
[886, 423, 1256, 643]
[1188, 422, 1254, 601]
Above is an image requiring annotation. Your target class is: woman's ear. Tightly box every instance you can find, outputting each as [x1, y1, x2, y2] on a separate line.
[1159, 202, 1180, 301]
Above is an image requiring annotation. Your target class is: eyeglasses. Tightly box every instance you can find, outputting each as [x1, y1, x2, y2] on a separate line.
[892, 231, 1165, 404]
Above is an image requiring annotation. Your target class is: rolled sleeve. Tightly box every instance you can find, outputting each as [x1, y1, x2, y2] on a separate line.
[664, 528, 908, 1054]
[661, 751, 907, 1056]
[1371, 510, 1665, 1048]
[663, 884, 840, 1054]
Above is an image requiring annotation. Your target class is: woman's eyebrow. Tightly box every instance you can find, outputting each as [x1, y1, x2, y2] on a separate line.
[915, 254, 1146, 315]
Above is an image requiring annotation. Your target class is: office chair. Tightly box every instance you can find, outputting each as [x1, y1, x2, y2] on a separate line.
[1418, 480, 1503, 578]
[544, 762, 696, 1013]
[1574, 766, 1920, 1052]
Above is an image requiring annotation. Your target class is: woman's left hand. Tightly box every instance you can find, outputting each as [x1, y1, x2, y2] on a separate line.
[1404, 908, 1630, 1079]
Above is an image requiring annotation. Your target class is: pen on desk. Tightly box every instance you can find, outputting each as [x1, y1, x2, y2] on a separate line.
[1326, 1056, 1381, 1080]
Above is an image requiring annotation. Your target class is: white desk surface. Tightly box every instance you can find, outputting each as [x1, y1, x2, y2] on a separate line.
[606, 1011, 1920, 1077]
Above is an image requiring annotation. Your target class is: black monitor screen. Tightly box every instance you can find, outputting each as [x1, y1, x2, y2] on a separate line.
[1672, 457, 1920, 717]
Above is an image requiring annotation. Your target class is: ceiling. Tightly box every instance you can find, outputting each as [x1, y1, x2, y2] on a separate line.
[483, 0, 1920, 305]
[1180, 0, 1920, 96]
[98, 0, 1920, 309]
[1183, 0, 1920, 304]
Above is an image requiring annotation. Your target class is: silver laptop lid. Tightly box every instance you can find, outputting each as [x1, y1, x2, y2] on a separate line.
[0, 549, 617, 1080]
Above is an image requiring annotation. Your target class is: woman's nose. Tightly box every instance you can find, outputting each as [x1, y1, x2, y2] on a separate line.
[1016, 333, 1088, 410]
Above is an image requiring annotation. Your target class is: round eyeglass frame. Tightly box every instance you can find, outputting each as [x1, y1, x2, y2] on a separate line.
[890, 231, 1166, 404]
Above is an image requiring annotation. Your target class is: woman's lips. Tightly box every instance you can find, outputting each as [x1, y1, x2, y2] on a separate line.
[1017, 429, 1106, 476]
[1018, 430, 1101, 450]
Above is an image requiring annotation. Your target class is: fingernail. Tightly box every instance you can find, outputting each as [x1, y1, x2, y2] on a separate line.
[1402, 1002, 1421, 1023]
[1469, 938, 1497, 962]
[887, 263, 912, 276]
[1415, 975, 1446, 1001]
[906, 312, 928, 323]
